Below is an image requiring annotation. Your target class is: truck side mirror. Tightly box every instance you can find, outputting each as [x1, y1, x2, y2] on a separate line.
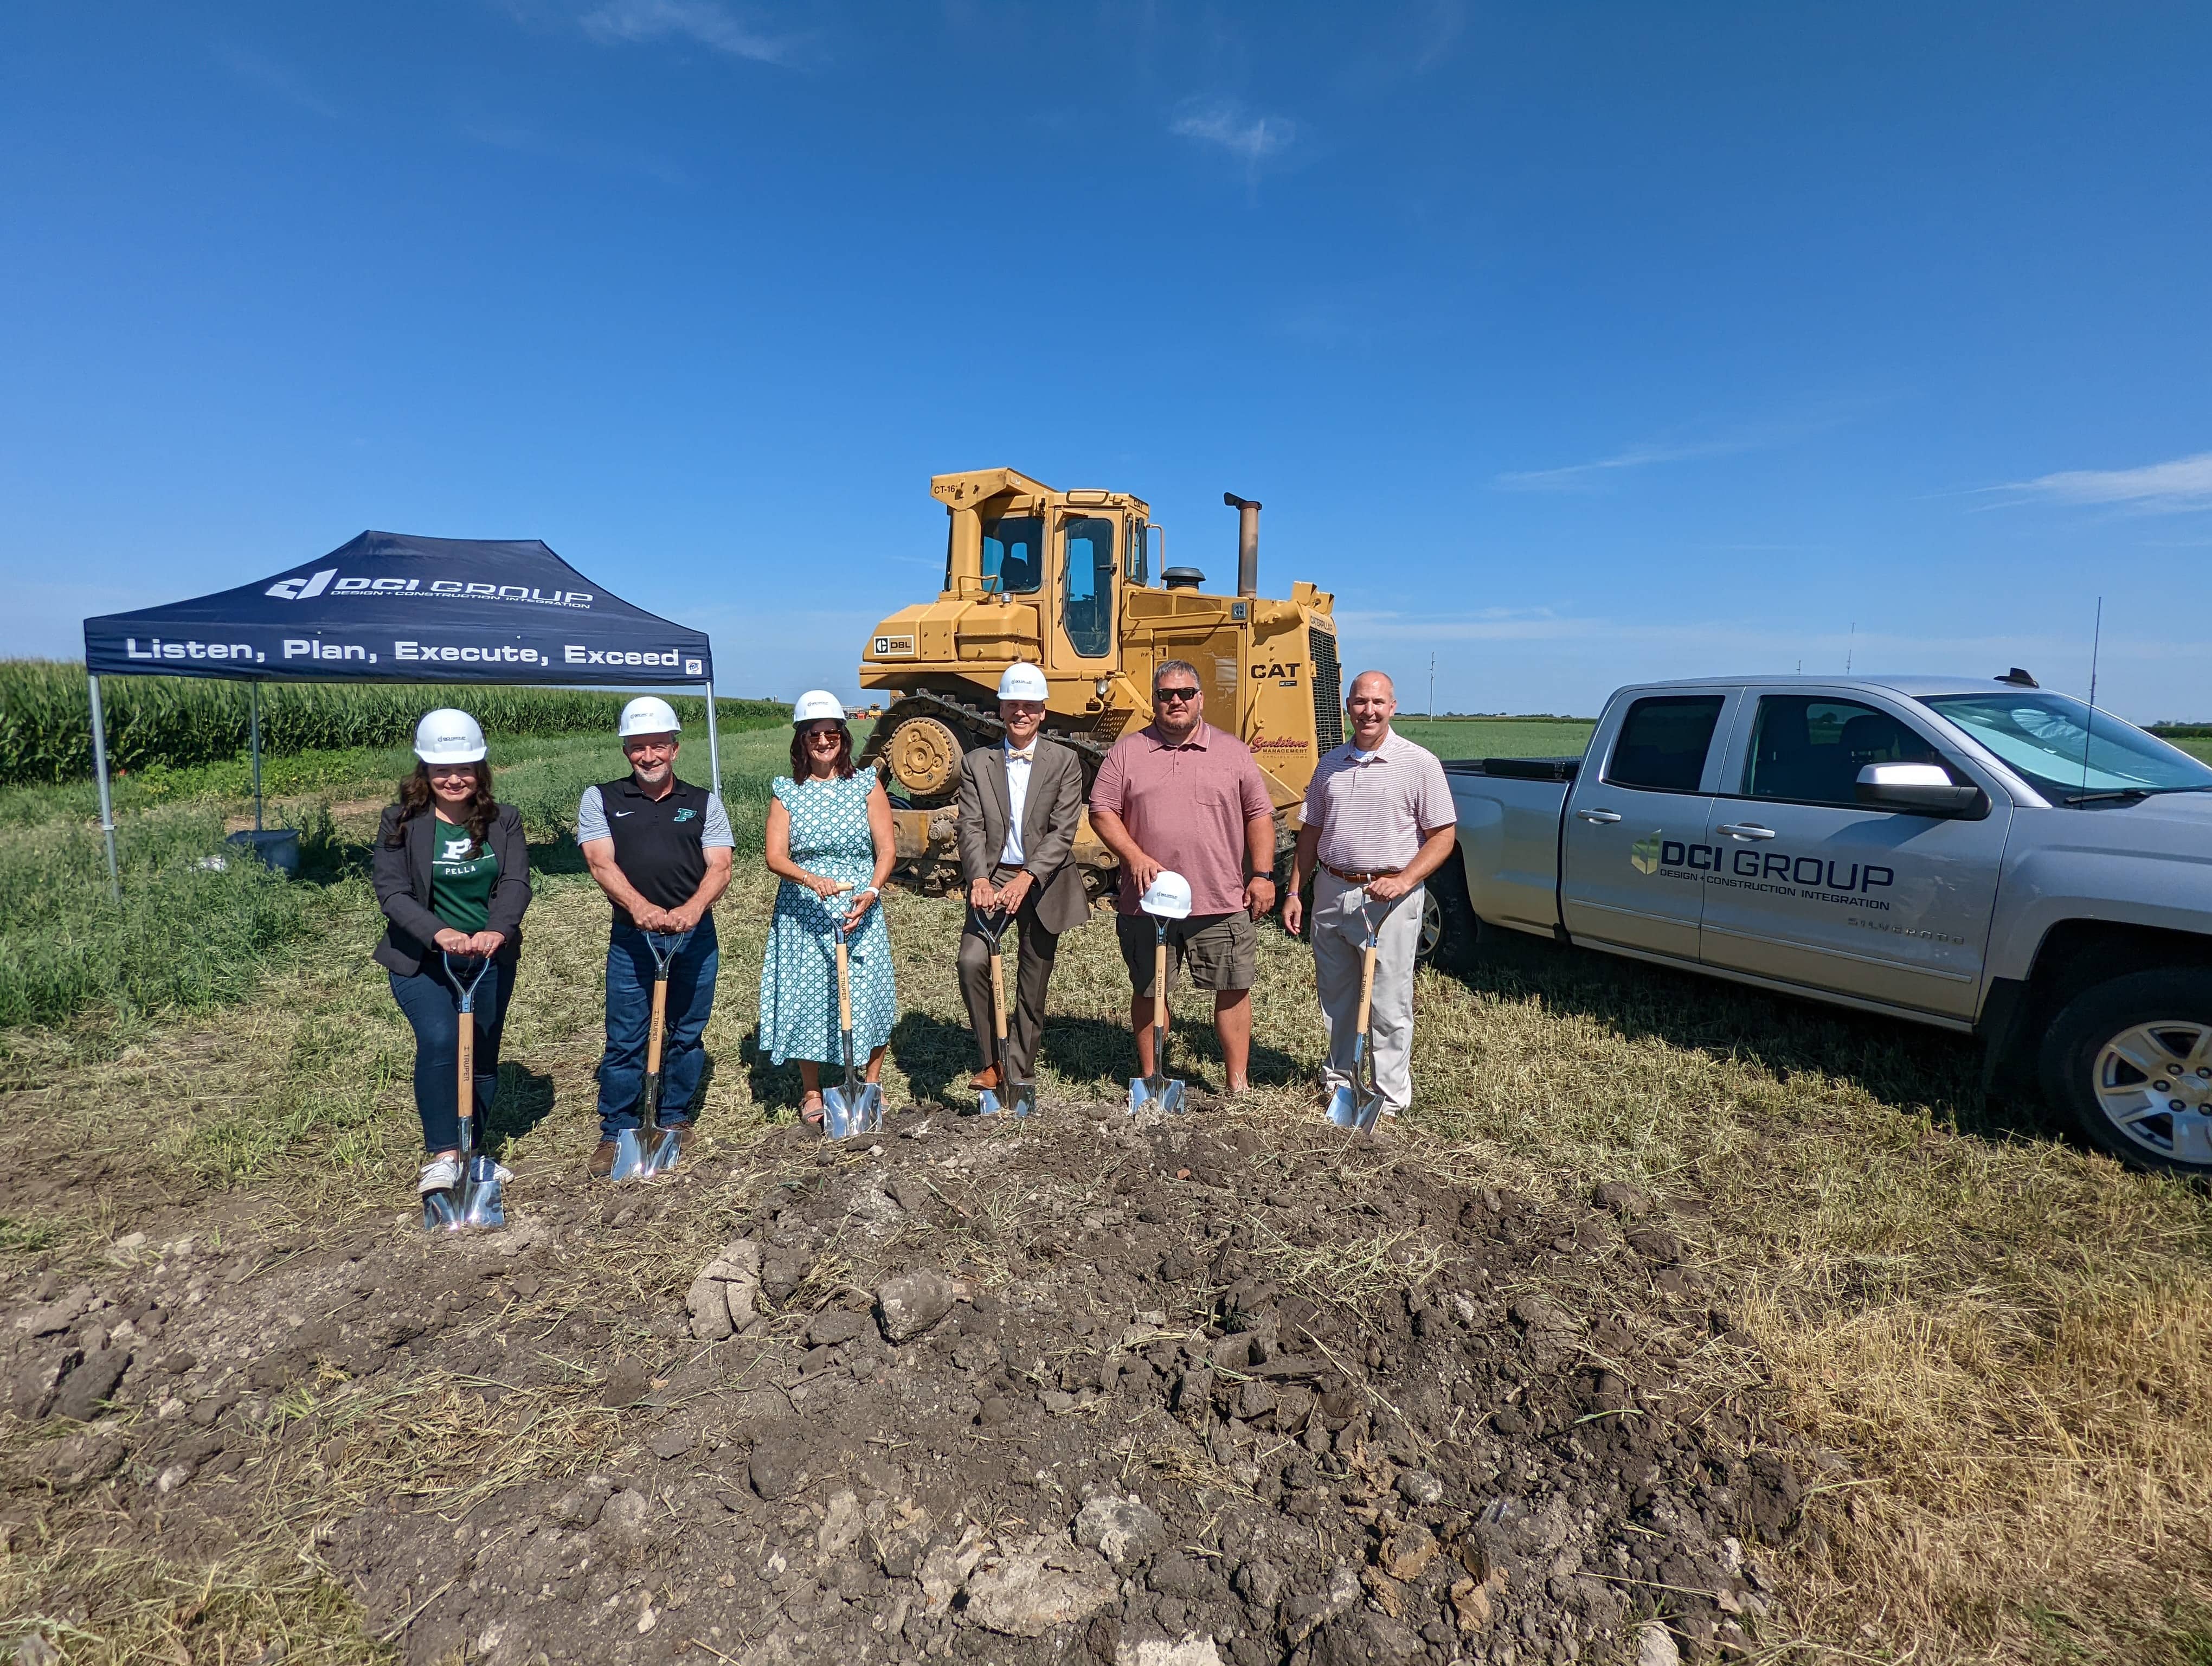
[1855, 762, 1987, 817]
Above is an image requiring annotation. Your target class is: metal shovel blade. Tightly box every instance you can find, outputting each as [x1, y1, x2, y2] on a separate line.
[459, 1154, 506, 1229]
[607, 1126, 651, 1181]
[1324, 1040, 1388, 1132]
[1128, 1074, 1187, 1115]
[1323, 1082, 1387, 1131]
[638, 1124, 684, 1177]
[1004, 1077, 1037, 1118]
[420, 1188, 461, 1233]
[823, 1082, 884, 1140]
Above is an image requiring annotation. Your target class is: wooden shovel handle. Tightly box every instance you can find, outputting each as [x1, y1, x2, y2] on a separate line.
[646, 978, 669, 1076]
[456, 1009, 475, 1132]
[836, 939, 853, 1032]
[1354, 939, 1378, 1036]
[989, 950, 1008, 1042]
[1153, 938, 1169, 1034]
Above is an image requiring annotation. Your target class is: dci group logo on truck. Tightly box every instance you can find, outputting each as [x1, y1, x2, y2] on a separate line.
[1631, 829, 1896, 906]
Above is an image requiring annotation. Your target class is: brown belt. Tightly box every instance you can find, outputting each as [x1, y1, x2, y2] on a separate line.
[1322, 863, 1400, 884]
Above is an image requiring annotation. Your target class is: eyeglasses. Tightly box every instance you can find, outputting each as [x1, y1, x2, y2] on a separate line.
[1155, 687, 1201, 703]
[803, 725, 842, 741]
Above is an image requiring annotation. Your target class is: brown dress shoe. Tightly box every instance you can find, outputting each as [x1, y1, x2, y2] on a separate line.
[588, 1139, 619, 1178]
[970, 1064, 1001, 1092]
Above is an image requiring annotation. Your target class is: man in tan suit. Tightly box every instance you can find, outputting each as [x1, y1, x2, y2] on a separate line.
[957, 663, 1089, 1097]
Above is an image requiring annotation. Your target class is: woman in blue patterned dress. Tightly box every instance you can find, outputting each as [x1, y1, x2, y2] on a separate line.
[761, 691, 898, 1125]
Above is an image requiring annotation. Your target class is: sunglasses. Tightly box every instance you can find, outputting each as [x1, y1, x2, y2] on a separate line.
[1155, 686, 1201, 703]
[803, 724, 843, 740]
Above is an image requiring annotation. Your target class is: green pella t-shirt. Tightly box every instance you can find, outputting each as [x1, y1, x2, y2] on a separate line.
[430, 823, 499, 935]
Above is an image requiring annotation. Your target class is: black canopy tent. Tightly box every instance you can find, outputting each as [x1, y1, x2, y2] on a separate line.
[82, 530, 722, 898]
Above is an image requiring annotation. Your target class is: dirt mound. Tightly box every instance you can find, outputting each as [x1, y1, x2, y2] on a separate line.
[3, 1104, 1806, 1663]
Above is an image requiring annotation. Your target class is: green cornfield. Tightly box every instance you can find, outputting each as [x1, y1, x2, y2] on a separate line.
[0, 660, 790, 786]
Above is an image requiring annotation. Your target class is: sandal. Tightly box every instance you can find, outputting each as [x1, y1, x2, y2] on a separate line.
[800, 1092, 826, 1127]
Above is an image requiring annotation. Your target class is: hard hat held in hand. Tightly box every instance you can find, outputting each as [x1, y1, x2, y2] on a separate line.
[415, 709, 487, 764]
[793, 690, 846, 725]
[618, 696, 682, 738]
[996, 663, 1048, 702]
[1139, 870, 1193, 920]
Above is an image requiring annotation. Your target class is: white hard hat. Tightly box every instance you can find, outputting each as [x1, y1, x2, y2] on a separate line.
[618, 696, 681, 739]
[997, 663, 1048, 702]
[793, 690, 846, 724]
[414, 708, 487, 765]
[1138, 870, 1193, 920]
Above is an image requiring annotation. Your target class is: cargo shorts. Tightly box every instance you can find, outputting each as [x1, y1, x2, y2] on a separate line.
[1116, 909, 1258, 996]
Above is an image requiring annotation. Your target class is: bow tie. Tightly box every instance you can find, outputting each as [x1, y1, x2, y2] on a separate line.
[1005, 748, 1033, 762]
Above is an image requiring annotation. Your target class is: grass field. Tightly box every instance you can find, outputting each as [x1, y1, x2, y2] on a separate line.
[4, 716, 2211, 1662]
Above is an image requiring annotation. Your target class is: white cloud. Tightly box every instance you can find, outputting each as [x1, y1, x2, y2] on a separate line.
[1171, 100, 1297, 165]
[1493, 438, 1760, 492]
[581, 0, 804, 65]
[1998, 450, 2212, 513]
[214, 45, 339, 119]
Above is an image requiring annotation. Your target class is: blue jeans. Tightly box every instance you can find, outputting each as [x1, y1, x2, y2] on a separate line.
[596, 921, 718, 1138]
[389, 957, 515, 1154]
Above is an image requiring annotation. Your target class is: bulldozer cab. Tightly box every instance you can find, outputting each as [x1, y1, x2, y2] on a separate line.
[953, 478, 1141, 677]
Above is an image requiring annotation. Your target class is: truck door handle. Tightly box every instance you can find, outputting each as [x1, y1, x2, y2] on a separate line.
[1576, 809, 1623, 824]
[1715, 822, 1777, 841]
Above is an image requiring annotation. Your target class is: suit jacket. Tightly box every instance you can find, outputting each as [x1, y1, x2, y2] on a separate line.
[956, 737, 1089, 935]
[371, 801, 532, 977]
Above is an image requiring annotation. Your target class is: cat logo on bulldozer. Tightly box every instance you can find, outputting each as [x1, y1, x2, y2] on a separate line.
[1249, 661, 1302, 684]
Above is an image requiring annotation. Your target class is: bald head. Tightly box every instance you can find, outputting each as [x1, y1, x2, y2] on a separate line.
[1346, 670, 1396, 749]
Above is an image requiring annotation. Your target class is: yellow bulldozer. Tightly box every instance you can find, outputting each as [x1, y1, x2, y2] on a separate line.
[857, 466, 1342, 894]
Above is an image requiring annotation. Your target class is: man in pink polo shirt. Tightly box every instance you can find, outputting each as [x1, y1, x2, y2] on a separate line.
[1089, 659, 1279, 1094]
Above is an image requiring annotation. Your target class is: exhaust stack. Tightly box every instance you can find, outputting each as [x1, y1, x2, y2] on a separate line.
[1224, 492, 1261, 597]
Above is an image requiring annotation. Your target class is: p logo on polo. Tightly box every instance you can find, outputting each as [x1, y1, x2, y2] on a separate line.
[673, 808, 698, 823]
[441, 836, 473, 861]
[1631, 831, 1663, 875]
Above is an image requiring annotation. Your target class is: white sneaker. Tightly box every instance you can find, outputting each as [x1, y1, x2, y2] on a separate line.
[419, 1156, 462, 1194]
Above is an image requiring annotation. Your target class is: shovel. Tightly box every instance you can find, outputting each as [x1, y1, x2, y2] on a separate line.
[610, 928, 691, 1181]
[1325, 901, 1389, 1133]
[822, 894, 885, 1139]
[972, 906, 1036, 1119]
[424, 951, 506, 1233]
[1127, 918, 1187, 1116]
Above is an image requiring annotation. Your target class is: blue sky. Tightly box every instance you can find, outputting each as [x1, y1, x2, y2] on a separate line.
[3, 2, 2208, 720]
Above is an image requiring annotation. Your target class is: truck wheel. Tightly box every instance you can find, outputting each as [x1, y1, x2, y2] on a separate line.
[1418, 851, 1480, 972]
[2039, 969, 2212, 1175]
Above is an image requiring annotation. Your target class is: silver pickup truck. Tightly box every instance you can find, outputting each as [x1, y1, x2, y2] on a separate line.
[1424, 673, 2212, 1176]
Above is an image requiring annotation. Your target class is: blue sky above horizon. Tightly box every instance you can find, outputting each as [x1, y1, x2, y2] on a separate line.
[3, 2, 2209, 719]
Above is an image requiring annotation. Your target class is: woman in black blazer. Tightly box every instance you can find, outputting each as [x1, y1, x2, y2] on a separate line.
[372, 709, 532, 1197]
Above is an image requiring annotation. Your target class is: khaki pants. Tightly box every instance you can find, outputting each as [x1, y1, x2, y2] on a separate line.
[958, 866, 1058, 1085]
[1312, 870, 1424, 1115]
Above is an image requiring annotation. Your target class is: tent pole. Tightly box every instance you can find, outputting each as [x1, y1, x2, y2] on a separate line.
[249, 682, 263, 832]
[88, 672, 120, 905]
[702, 679, 722, 802]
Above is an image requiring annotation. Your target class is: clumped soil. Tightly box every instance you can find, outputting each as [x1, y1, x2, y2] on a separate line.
[3, 1103, 1812, 1664]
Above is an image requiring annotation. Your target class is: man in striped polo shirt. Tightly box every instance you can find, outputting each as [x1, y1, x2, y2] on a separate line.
[1282, 670, 1457, 1126]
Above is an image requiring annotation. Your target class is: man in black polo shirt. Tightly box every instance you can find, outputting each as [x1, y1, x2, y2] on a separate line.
[577, 696, 735, 1175]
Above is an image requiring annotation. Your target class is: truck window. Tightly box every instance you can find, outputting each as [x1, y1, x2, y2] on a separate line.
[1604, 696, 1725, 792]
[1923, 690, 2212, 804]
[982, 517, 1044, 594]
[1062, 516, 1115, 657]
[1742, 696, 1950, 806]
